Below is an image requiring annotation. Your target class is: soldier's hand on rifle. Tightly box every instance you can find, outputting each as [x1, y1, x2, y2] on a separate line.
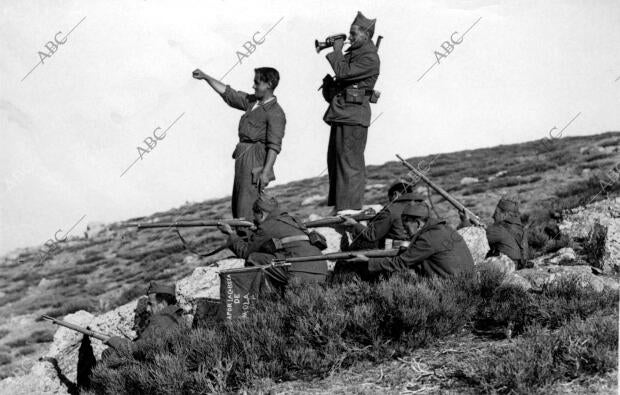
[192, 69, 207, 80]
[458, 210, 472, 228]
[217, 223, 234, 235]
[341, 216, 358, 227]
[332, 37, 344, 52]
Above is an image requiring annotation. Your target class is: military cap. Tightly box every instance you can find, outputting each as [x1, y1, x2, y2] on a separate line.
[352, 11, 376, 37]
[253, 192, 279, 213]
[147, 281, 175, 297]
[401, 202, 430, 219]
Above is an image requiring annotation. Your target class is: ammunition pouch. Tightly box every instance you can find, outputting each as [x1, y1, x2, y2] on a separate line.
[264, 234, 310, 253]
[308, 231, 328, 251]
[344, 88, 365, 104]
[344, 88, 380, 104]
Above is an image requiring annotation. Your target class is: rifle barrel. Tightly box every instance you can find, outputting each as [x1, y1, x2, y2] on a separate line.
[135, 219, 254, 230]
[41, 315, 110, 342]
[396, 154, 484, 227]
[304, 213, 375, 228]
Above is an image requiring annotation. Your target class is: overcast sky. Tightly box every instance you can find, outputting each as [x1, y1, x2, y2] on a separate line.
[1, 0, 619, 255]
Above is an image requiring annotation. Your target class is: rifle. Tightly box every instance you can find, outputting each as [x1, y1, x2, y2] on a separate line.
[41, 315, 110, 342]
[273, 248, 401, 263]
[131, 210, 376, 231]
[131, 219, 254, 230]
[396, 154, 485, 227]
[304, 209, 376, 228]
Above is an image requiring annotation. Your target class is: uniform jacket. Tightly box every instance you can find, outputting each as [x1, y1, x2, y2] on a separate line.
[486, 219, 528, 265]
[368, 218, 474, 278]
[323, 41, 380, 127]
[228, 210, 328, 278]
[351, 193, 422, 248]
[106, 305, 184, 355]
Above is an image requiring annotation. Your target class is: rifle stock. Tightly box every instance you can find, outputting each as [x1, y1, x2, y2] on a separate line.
[396, 154, 485, 227]
[41, 315, 110, 342]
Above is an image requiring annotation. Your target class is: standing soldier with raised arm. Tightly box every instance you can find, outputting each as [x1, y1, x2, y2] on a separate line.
[192, 68, 286, 219]
[322, 11, 381, 215]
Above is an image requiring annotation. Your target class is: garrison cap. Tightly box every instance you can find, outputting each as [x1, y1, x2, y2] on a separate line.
[147, 281, 175, 297]
[401, 202, 430, 219]
[253, 193, 279, 213]
[352, 11, 376, 37]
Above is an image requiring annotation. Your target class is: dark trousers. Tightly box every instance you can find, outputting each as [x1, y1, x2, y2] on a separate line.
[232, 143, 266, 219]
[327, 123, 368, 211]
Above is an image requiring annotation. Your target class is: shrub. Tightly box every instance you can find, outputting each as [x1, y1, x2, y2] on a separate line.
[0, 329, 9, 339]
[90, 273, 479, 393]
[0, 353, 11, 366]
[459, 312, 618, 394]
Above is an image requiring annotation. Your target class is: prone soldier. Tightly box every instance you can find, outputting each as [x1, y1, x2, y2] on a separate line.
[101, 282, 183, 363]
[351, 202, 475, 278]
[217, 193, 329, 285]
[460, 195, 529, 268]
[340, 180, 426, 250]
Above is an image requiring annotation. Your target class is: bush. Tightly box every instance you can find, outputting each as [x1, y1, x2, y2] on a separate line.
[89, 269, 619, 394]
[90, 273, 480, 393]
[459, 312, 618, 394]
[0, 353, 11, 366]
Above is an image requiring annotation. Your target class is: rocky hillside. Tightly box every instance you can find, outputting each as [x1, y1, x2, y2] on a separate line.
[0, 131, 618, 381]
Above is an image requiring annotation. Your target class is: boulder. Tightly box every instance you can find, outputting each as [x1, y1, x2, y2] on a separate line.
[460, 177, 479, 185]
[501, 272, 532, 291]
[531, 247, 578, 267]
[0, 360, 68, 395]
[176, 258, 245, 314]
[479, 254, 515, 275]
[89, 300, 139, 360]
[457, 226, 489, 265]
[517, 265, 619, 292]
[559, 197, 619, 273]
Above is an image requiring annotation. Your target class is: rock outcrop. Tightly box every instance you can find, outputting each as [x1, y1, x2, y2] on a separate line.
[457, 226, 489, 265]
[559, 197, 619, 273]
[176, 258, 245, 314]
[0, 360, 68, 395]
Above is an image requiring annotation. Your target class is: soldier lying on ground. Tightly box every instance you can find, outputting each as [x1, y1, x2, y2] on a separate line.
[339, 180, 426, 250]
[217, 193, 329, 285]
[348, 202, 474, 278]
[460, 195, 529, 269]
[101, 282, 183, 364]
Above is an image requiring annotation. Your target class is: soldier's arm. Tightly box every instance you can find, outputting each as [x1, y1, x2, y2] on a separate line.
[325, 51, 380, 81]
[228, 229, 269, 259]
[219, 85, 253, 111]
[352, 209, 391, 242]
[367, 234, 435, 274]
[265, 108, 286, 154]
[105, 336, 133, 355]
